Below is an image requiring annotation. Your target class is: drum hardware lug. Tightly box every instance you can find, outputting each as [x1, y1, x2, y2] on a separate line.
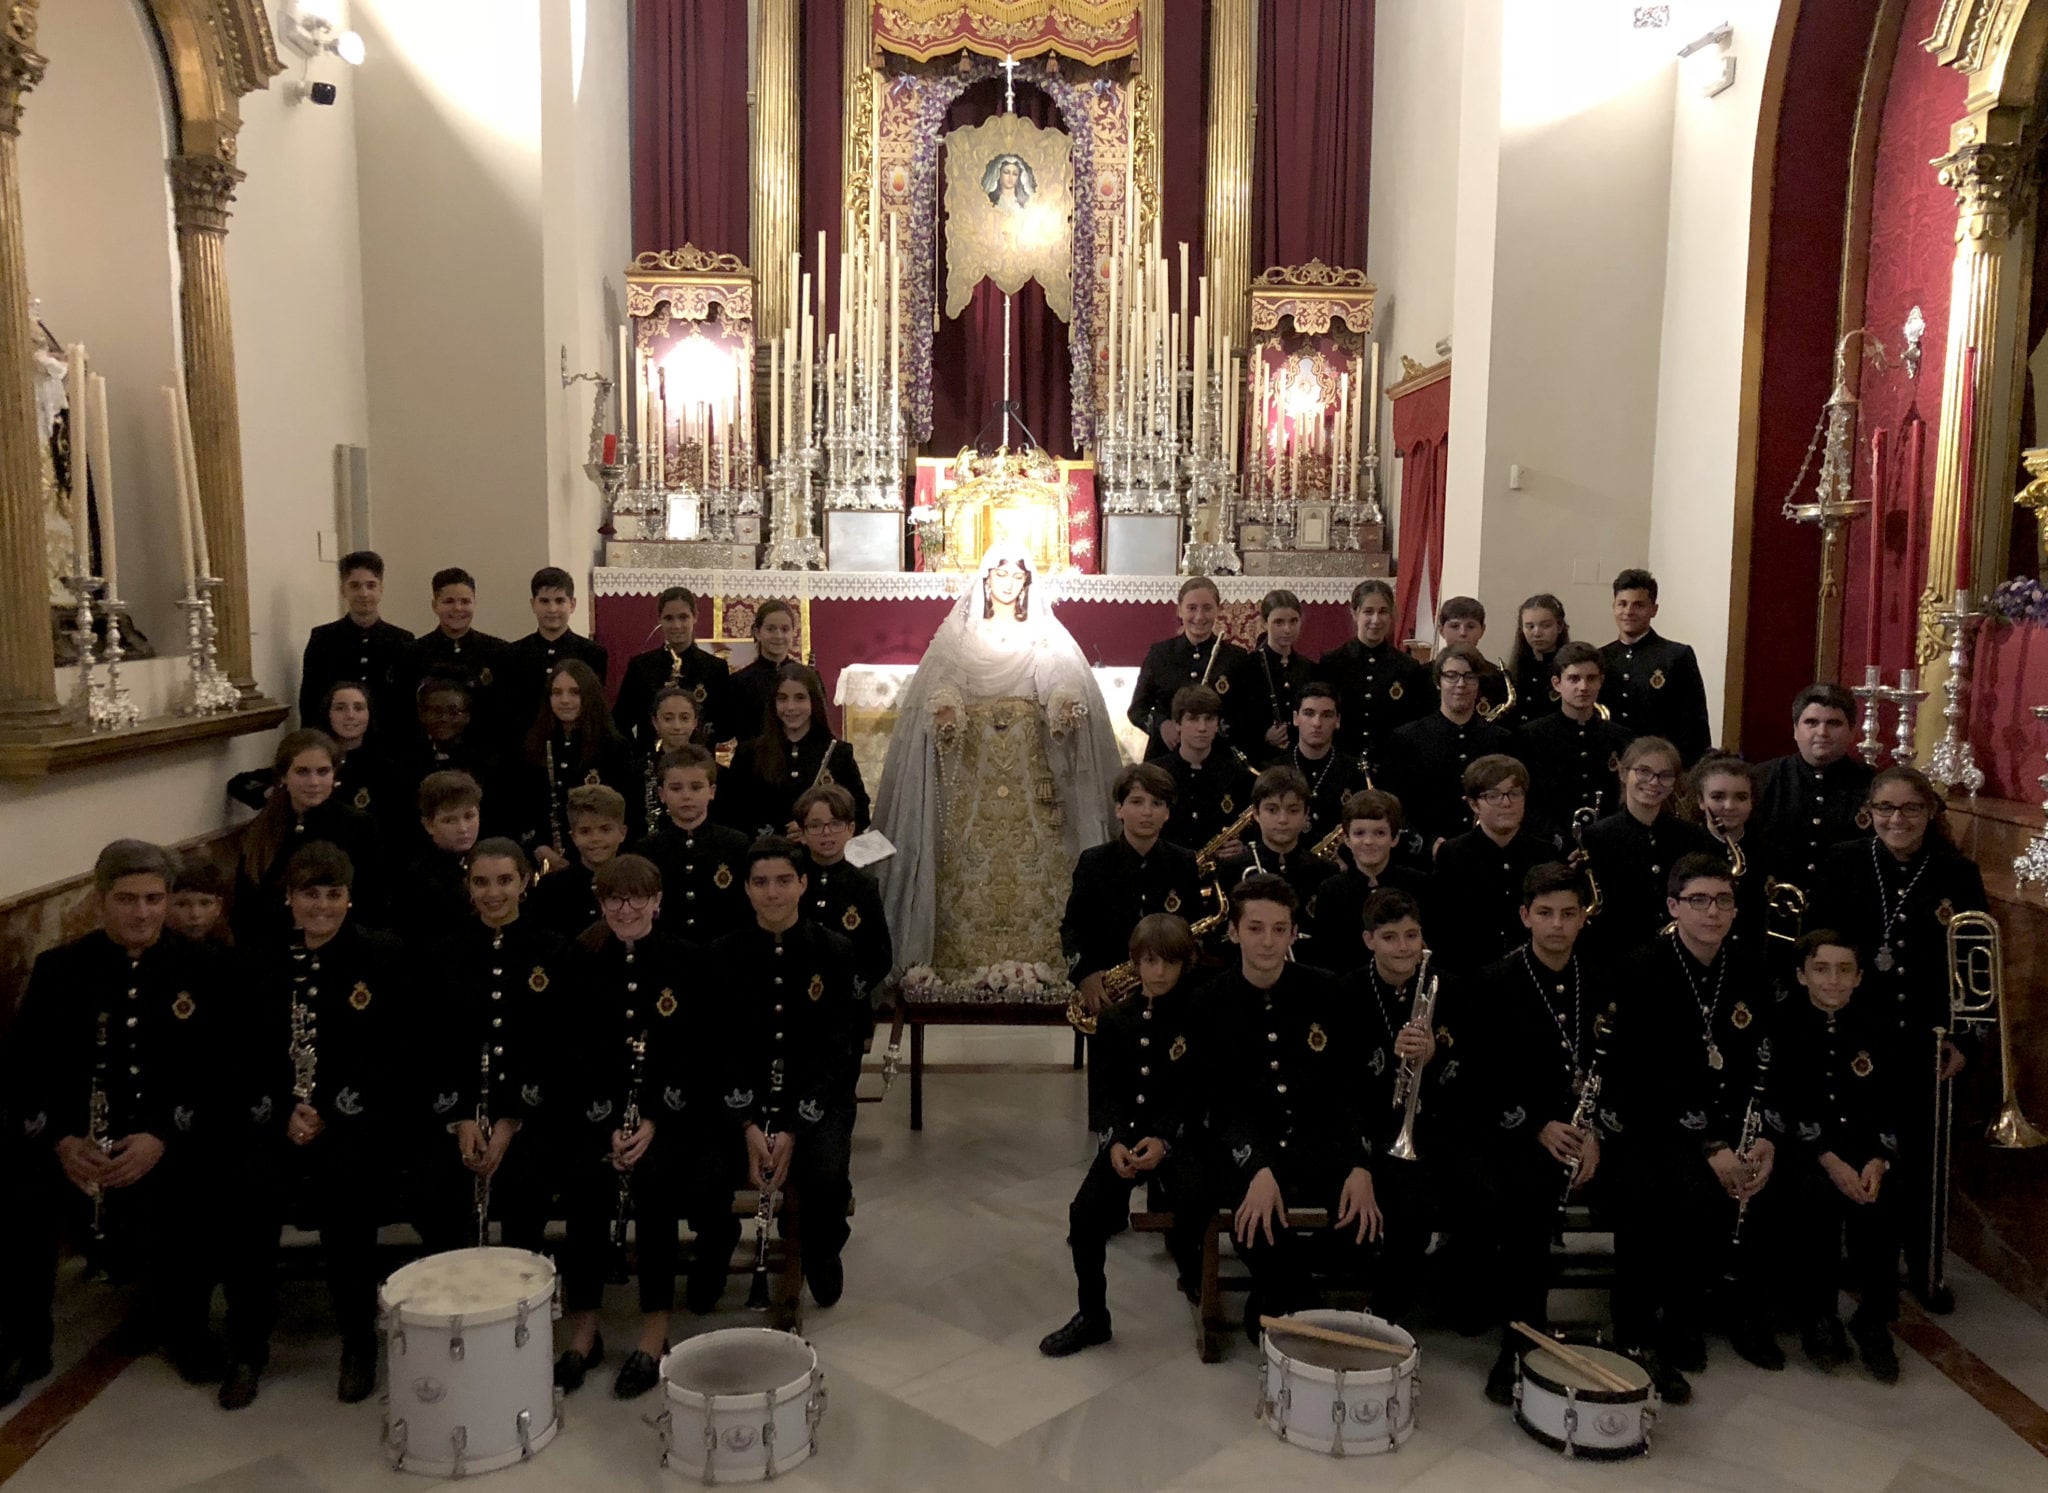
[1562, 1388, 1579, 1458]
[515, 1300, 531, 1349]
[1642, 1401, 1657, 1449]
[450, 1425, 467, 1478]
[1511, 1375, 1523, 1408]
[384, 1416, 407, 1471]
[516, 1407, 532, 1459]
[1328, 1366, 1347, 1456]
[702, 1400, 719, 1486]
[448, 1313, 466, 1361]
[551, 1271, 564, 1321]
[1383, 1393, 1398, 1452]
[762, 1379, 780, 1480]
[807, 1373, 828, 1434]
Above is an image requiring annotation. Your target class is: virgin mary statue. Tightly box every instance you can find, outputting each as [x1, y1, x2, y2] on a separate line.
[875, 550, 1122, 985]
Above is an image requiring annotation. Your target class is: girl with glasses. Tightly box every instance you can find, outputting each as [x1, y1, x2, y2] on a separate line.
[1578, 735, 1714, 957]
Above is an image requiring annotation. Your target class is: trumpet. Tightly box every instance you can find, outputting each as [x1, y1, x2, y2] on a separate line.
[1566, 805, 1602, 919]
[1945, 911, 2045, 1149]
[1764, 876, 1807, 945]
[1385, 951, 1439, 1162]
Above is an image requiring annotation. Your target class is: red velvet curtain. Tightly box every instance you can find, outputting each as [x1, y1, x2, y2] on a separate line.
[801, 0, 846, 329]
[631, 0, 751, 256]
[1252, 0, 1373, 271]
[1390, 377, 1450, 644]
[1159, 0, 1209, 269]
[927, 79, 1076, 456]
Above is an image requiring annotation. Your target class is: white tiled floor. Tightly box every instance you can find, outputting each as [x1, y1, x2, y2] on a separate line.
[8, 1070, 2048, 1491]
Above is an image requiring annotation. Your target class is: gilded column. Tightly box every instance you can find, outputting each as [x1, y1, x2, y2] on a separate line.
[1138, 0, 1163, 219]
[0, 2, 60, 736]
[752, 0, 801, 337]
[169, 153, 256, 694]
[842, 0, 873, 244]
[1203, 0, 1256, 348]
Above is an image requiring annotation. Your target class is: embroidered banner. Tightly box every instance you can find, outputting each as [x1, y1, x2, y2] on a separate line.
[873, 0, 1142, 65]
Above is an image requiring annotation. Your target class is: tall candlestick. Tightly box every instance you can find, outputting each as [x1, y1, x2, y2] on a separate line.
[1903, 417, 1925, 659]
[163, 387, 195, 587]
[1221, 335, 1235, 469]
[1367, 342, 1381, 452]
[616, 325, 630, 436]
[1178, 242, 1190, 365]
[1957, 346, 1978, 591]
[1866, 429, 1889, 668]
[65, 345, 89, 561]
[1106, 236, 1119, 432]
[889, 213, 902, 448]
[769, 337, 781, 461]
[173, 380, 209, 577]
[87, 375, 117, 597]
[825, 332, 837, 439]
[654, 369, 668, 489]
[1192, 312, 1207, 447]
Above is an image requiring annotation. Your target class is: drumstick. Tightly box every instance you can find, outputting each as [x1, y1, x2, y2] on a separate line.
[1257, 1315, 1412, 1357]
[1506, 1320, 1635, 1394]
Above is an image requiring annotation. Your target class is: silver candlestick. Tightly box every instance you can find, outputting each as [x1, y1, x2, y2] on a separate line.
[61, 560, 102, 721]
[1926, 590, 1985, 797]
[2014, 706, 2048, 895]
[176, 578, 238, 716]
[1880, 668, 1927, 768]
[94, 595, 141, 730]
[1851, 664, 1886, 766]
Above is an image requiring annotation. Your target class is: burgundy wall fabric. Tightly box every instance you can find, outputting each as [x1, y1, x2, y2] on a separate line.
[1158, 0, 1209, 271]
[1251, 0, 1373, 273]
[1738, 0, 1880, 759]
[1389, 376, 1450, 644]
[631, 0, 752, 256]
[801, 0, 847, 328]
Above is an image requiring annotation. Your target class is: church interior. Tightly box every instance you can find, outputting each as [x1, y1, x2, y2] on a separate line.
[4, 0, 2048, 1488]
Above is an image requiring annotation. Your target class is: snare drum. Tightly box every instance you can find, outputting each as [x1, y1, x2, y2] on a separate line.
[1513, 1338, 1656, 1460]
[378, 1247, 562, 1477]
[1257, 1310, 1419, 1456]
[657, 1328, 826, 1484]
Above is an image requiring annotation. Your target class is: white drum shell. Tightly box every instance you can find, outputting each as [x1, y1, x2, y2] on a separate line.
[658, 1329, 825, 1485]
[379, 1247, 562, 1477]
[1258, 1310, 1419, 1456]
[1513, 1342, 1655, 1461]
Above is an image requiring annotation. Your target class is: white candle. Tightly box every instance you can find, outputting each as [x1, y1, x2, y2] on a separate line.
[825, 332, 837, 437]
[1106, 222, 1119, 433]
[174, 379, 210, 578]
[1169, 312, 1180, 446]
[88, 375, 117, 596]
[1368, 341, 1381, 451]
[65, 345, 89, 562]
[889, 214, 902, 443]
[654, 370, 667, 489]
[701, 402, 712, 490]
[1178, 242, 1190, 363]
[163, 386, 195, 588]
[616, 325, 630, 436]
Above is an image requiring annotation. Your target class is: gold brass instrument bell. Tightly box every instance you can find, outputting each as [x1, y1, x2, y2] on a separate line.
[1946, 911, 2047, 1149]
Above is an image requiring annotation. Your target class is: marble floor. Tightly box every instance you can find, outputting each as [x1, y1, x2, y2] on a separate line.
[5, 1070, 2048, 1491]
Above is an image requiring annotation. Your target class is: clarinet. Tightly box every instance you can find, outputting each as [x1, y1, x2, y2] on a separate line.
[609, 1033, 649, 1264]
[473, 1043, 494, 1248]
[1560, 1007, 1611, 1210]
[545, 738, 566, 861]
[746, 1059, 786, 1311]
[1728, 1037, 1773, 1260]
[87, 1012, 113, 1241]
[288, 934, 318, 1105]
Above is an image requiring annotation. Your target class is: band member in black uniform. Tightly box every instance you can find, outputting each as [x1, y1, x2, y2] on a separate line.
[1157, 686, 1255, 851]
[1129, 577, 1248, 758]
[1378, 644, 1517, 853]
[1224, 590, 1314, 764]
[505, 566, 609, 731]
[298, 551, 413, 726]
[1807, 766, 1986, 1313]
[638, 686, 705, 835]
[1684, 753, 1779, 954]
[400, 567, 514, 736]
[1775, 932, 1903, 1381]
[233, 729, 388, 946]
[1287, 683, 1371, 843]
[722, 663, 870, 838]
[395, 771, 482, 944]
[1316, 579, 1430, 772]
[1599, 568, 1712, 764]
[1062, 764, 1205, 1024]
[556, 854, 737, 1399]
[4, 843, 223, 1398]
[1755, 683, 1873, 884]
[318, 681, 407, 830]
[726, 599, 802, 741]
[421, 839, 576, 1260]
[643, 746, 751, 943]
[529, 784, 629, 939]
[616, 586, 734, 750]
[1465, 864, 1607, 1403]
[1430, 756, 1552, 974]
[403, 677, 504, 835]
[793, 786, 894, 1005]
[1579, 736, 1714, 958]
[267, 842, 412, 1402]
[1229, 767, 1341, 959]
[168, 855, 232, 947]
[1313, 790, 1432, 950]
[1517, 642, 1627, 844]
[1040, 915, 1213, 1358]
[713, 839, 866, 1308]
[516, 659, 636, 873]
[1505, 593, 1569, 725]
[1607, 853, 1778, 1402]
[1438, 597, 1516, 724]
[1210, 877, 1390, 1337]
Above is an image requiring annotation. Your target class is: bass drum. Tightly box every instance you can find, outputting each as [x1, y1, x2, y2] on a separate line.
[657, 1328, 826, 1484]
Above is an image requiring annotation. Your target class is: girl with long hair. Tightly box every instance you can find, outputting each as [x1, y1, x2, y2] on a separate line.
[235, 729, 387, 945]
[723, 662, 869, 838]
[1578, 735, 1714, 955]
[1504, 593, 1570, 721]
[521, 659, 636, 871]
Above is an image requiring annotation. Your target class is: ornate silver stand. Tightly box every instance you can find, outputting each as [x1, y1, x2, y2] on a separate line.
[1878, 668, 1927, 768]
[764, 441, 824, 570]
[176, 577, 237, 716]
[1852, 665, 1887, 766]
[1926, 591, 1985, 797]
[94, 593, 142, 730]
[61, 560, 103, 722]
[2014, 706, 2048, 895]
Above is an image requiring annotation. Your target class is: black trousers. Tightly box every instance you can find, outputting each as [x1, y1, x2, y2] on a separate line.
[1892, 1069, 1944, 1296]
[1065, 1146, 1209, 1318]
[784, 1107, 855, 1274]
[1461, 1145, 1569, 1349]
[1611, 1137, 1725, 1354]
[285, 1127, 397, 1351]
[194, 1133, 286, 1364]
[1779, 1159, 1901, 1328]
[560, 1124, 742, 1315]
[416, 1124, 552, 1259]
[1231, 1162, 1429, 1323]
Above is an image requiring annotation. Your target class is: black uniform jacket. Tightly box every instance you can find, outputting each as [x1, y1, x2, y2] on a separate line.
[1379, 711, 1518, 848]
[618, 645, 734, 750]
[504, 629, 609, 735]
[1349, 959, 1461, 1152]
[1598, 629, 1711, 764]
[300, 615, 415, 727]
[1755, 753, 1874, 885]
[1230, 839, 1340, 956]
[1577, 810, 1715, 959]
[1429, 828, 1554, 974]
[569, 929, 718, 1143]
[1060, 837, 1205, 985]
[424, 918, 580, 1132]
[721, 731, 870, 839]
[528, 862, 605, 942]
[643, 818, 752, 943]
[1608, 931, 1778, 1155]
[1774, 994, 1903, 1174]
[1223, 644, 1315, 763]
[1094, 981, 1209, 1150]
[1517, 710, 1628, 845]
[233, 799, 390, 947]
[1466, 947, 1608, 1162]
[258, 922, 413, 1141]
[1807, 838, 1988, 1043]
[1129, 633, 1248, 752]
[403, 628, 515, 734]
[1312, 862, 1432, 963]
[1204, 963, 1376, 1184]
[1288, 745, 1375, 846]
[513, 727, 639, 859]
[1315, 637, 1431, 769]
[1157, 748, 1255, 852]
[802, 861, 893, 1000]
[712, 920, 864, 1134]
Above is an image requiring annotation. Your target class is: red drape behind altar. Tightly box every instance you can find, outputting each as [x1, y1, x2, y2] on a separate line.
[928, 80, 1076, 457]
[1159, 0, 1209, 270]
[801, 0, 846, 330]
[631, 0, 751, 256]
[1389, 375, 1449, 645]
[1252, 0, 1373, 273]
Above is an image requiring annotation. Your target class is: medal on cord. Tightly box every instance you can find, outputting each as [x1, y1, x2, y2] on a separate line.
[1669, 928, 1728, 1071]
[1520, 947, 1583, 1080]
[1869, 838, 1930, 974]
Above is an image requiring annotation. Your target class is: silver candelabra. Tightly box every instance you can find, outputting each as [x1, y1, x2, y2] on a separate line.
[1181, 365, 1241, 573]
[765, 439, 824, 570]
[1926, 590, 1985, 797]
[2014, 706, 2048, 895]
[1852, 664, 1924, 767]
[176, 576, 237, 717]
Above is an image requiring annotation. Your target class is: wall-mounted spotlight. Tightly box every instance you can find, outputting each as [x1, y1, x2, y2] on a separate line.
[279, 0, 364, 105]
[1677, 21, 1736, 98]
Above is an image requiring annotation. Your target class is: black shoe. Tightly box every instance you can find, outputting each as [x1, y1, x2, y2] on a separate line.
[0, 1345, 53, 1408]
[109, 1312, 158, 1358]
[1038, 1313, 1112, 1358]
[1851, 1320, 1900, 1384]
[807, 1254, 845, 1309]
[613, 1348, 663, 1399]
[1801, 1317, 1850, 1371]
[1662, 1331, 1707, 1374]
[217, 1361, 261, 1411]
[1645, 1353, 1693, 1406]
[1484, 1349, 1519, 1406]
[1728, 1322, 1785, 1372]
[337, 1342, 377, 1404]
[554, 1334, 604, 1393]
[171, 1338, 226, 1385]
[1913, 1281, 1955, 1315]
[685, 1276, 724, 1315]
[1175, 1273, 1201, 1305]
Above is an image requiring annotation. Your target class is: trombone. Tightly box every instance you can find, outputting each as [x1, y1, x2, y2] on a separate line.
[1945, 911, 2046, 1150]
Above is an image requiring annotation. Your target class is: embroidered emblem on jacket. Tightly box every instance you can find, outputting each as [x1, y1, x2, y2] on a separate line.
[1730, 1001, 1752, 1030]
[1879, 1130, 1899, 1153]
[520, 1084, 543, 1108]
[1679, 1109, 1708, 1131]
[714, 864, 734, 890]
[250, 1097, 274, 1125]
[1368, 1047, 1386, 1076]
[1232, 1143, 1254, 1168]
[1215, 675, 1231, 695]
[1169, 1035, 1188, 1062]
[173, 1106, 194, 1132]
[797, 1098, 824, 1123]
[23, 1111, 46, 1138]
[1852, 1050, 1874, 1078]
[724, 1088, 754, 1110]
[664, 1086, 684, 1112]
[841, 907, 861, 932]
[1388, 681, 1405, 702]
[432, 1091, 459, 1115]
[1164, 890, 1182, 914]
[350, 981, 372, 1011]
[808, 973, 825, 1001]
[1597, 1107, 1623, 1133]
[1500, 1105, 1527, 1130]
[172, 992, 195, 1021]
[1649, 668, 1666, 690]
[1934, 898, 1956, 927]
[353, 787, 371, 810]
[657, 991, 678, 1018]
[585, 1100, 613, 1124]
[1763, 1107, 1785, 1133]
[1798, 1121, 1823, 1142]
[1307, 1022, 1328, 1053]
[335, 1088, 365, 1116]
[528, 967, 549, 994]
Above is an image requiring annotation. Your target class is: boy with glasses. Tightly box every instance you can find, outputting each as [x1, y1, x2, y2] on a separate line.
[1379, 644, 1517, 853]
[1431, 756, 1551, 973]
[793, 784, 892, 1002]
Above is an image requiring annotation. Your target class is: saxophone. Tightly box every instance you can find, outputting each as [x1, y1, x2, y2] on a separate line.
[1308, 823, 1346, 863]
[87, 1012, 112, 1240]
[1385, 951, 1439, 1162]
[610, 1033, 648, 1263]
[1567, 805, 1603, 919]
[473, 1044, 494, 1248]
[1478, 657, 1518, 723]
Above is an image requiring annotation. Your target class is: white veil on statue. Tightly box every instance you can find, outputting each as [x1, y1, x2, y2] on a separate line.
[874, 549, 1122, 973]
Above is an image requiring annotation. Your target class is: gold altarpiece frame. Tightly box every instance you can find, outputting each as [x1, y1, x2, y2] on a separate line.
[0, 0, 288, 775]
[625, 247, 757, 351]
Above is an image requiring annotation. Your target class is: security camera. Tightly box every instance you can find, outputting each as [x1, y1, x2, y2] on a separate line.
[286, 78, 340, 106]
[310, 81, 338, 106]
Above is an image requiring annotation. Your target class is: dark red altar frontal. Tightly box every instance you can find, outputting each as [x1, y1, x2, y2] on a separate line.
[590, 571, 1359, 728]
